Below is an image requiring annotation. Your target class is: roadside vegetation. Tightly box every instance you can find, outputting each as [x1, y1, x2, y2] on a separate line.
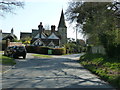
[0, 55, 16, 65]
[66, 1, 120, 88]
[79, 53, 120, 88]
[32, 54, 52, 58]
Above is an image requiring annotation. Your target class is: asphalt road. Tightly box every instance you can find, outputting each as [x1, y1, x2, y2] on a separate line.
[2, 53, 114, 89]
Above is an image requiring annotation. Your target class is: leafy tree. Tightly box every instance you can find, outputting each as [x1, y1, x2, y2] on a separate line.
[0, 0, 24, 16]
[21, 37, 32, 44]
[66, 1, 120, 58]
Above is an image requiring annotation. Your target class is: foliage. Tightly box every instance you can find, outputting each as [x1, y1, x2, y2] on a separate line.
[21, 37, 32, 44]
[79, 53, 120, 88]
[66, 1, 120, 58]
[53, 48, 66, 55]
[0, 55, 16, 65]
[64, 41, 86, 54]
[0, 0, 24, 17]
[13, 39, 22, 42]
[25, 46, 66, 55]
[25, 46, 49, 54]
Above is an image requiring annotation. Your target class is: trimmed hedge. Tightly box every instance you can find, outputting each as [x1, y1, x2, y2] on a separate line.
[25, 46, 50, 54]
[53, 48, 66, 55]
[25, 46, 66, 55]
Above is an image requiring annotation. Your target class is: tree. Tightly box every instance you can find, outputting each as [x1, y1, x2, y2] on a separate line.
[65, 1, 120, 58]
[21, 36, 32, 44]
[0, 0, 24, 16]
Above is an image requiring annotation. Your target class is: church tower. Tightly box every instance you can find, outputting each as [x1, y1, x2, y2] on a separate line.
[58, 9, 67, 46]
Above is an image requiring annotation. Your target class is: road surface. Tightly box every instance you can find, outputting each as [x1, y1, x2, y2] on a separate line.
[2, 53, 114, 89]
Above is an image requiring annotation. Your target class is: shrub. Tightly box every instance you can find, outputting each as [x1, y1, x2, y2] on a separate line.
[25, 46, 37, 53]
[53, 48, 66, 55]
[79, 53, 120, 88]
[25, 46, 50, 54]
[25, 46, 66, 55]
[36, 46, 50, 54]
[106, 44, 120, 59]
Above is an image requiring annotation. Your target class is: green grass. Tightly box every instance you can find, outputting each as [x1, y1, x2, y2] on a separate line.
[79, 53, 120, 88]
[32, 54, 52, 58]
[0, 51, 4, 53]
[0, 55, 16, 65]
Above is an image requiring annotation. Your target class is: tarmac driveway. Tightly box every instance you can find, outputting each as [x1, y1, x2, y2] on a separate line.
[2, 53, 114, 89]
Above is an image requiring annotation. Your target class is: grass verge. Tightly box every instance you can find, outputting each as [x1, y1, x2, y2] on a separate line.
[79, 53, 120, 89]
[32, 54, 52, 58]
[0, 55, 16, 65]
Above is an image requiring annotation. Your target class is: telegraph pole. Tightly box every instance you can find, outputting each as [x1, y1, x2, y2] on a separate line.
[76, 23, 79, 43]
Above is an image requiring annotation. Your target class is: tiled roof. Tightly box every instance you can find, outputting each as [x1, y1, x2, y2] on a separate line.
[2, 33, 17, 40]
[31, 38, 59, 46]
[2, 33, 10, 39]
[32, 29, 39, 38]
[20, 32, 32, 39]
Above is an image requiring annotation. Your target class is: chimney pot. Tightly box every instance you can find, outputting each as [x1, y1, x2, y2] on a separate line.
[51, 25, 56, 33]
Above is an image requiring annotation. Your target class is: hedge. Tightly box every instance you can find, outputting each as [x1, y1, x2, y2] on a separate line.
[53, 48, 66, 55]
[25, 46, 66, 55]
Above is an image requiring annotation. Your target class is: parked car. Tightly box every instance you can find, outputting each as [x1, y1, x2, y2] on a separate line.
[4, 46, 27, 59]
[4, 46, 14, 57]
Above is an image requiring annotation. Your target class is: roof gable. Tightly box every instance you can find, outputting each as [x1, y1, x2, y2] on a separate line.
[48, 33, 59, 39]
[2, 33, 10, 39]
[34, 33, 47, 39]
[41, 32, 47, 39]
[34, 34, 39, 38]
[32, 38, 45, 46]
[48, 41, 55, 47]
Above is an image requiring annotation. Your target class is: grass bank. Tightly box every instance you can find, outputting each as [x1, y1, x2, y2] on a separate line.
[32, 54, 52, 58]
[0, 55, 16, 65]
[79, 53, 120, 88]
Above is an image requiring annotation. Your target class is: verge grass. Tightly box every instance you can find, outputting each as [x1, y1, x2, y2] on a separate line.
[0, 55, 16, 65]
[79, 53, 120, 88]
[32, 54, 52, 58]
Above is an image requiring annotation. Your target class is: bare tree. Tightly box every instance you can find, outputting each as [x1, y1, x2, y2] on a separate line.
[0, 0, 24, 16]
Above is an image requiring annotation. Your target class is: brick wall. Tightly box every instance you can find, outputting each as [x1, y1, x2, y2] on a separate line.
[2, 40, 23, 50]
[8, 42, 23, 46]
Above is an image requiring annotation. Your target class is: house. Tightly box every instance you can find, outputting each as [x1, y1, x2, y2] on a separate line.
[20, 9, 67, 48]
[1, 28, 18, 50]
[2, 28, 17, 41]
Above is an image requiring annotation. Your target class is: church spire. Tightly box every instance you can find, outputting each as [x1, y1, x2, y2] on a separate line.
[58, 9, 67, 28]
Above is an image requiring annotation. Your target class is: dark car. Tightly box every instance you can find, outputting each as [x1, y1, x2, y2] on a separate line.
[4, 46, 27, 59]
[4, 46, 14, 57]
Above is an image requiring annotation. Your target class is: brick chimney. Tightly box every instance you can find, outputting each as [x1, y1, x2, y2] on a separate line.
[11, 28, 14, 34]
[38, 22, 43, 38]
[51, 25, 56, 33]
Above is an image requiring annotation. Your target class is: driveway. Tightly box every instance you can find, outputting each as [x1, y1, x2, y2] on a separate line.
[2, 53, 114, 89]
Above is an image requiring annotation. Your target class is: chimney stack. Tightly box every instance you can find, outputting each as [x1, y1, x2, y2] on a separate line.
[38, 22, 43, 38]
[11, 28, 14, 34]
[51, 25, 56, 33]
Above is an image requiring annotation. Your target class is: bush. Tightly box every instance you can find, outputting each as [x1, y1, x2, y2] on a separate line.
[53, 48, 66, 55]
[25, 46, 50, 54]
[25, 46, 37, 53]
[79, 53, 120, 88]
[36, 46, 50, 54]
[25, 46, 66, 55]
[106, 44, 120, 59]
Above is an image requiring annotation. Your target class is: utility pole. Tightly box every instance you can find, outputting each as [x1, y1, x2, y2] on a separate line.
[76, 23, 79, 43]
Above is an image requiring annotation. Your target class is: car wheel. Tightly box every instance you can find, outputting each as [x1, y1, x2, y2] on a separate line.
[23, 56, 26, 59]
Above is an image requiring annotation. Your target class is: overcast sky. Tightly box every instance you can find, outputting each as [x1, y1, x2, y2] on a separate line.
[1, 0, 84, 40]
